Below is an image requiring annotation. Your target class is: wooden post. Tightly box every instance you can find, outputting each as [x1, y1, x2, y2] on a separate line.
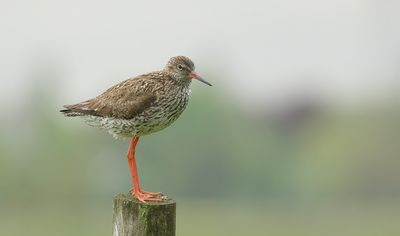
[112, 193, 176, 236]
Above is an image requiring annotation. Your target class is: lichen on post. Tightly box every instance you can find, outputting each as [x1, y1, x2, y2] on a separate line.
[112, 193, 176, 236]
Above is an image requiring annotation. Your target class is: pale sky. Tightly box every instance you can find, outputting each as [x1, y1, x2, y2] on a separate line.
[1, 0, 399, 111]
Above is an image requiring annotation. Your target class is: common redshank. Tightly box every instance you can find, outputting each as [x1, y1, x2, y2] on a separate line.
[61, 56, 211, 202]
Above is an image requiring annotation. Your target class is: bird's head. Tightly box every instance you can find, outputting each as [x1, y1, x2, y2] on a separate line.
[165, 56, 212, 86]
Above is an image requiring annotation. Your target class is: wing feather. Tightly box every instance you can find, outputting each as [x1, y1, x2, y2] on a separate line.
[60, 77, 158, 119]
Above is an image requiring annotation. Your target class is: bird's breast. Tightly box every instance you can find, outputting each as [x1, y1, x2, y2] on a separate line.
[133, 87, 191, 136]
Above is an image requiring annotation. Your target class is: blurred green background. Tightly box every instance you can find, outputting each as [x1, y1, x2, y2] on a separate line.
[1, 1, 400, 235]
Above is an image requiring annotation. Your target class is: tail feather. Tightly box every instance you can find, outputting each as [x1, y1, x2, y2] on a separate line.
[60, 108, 84, 117]
[60, 100, 96, 117]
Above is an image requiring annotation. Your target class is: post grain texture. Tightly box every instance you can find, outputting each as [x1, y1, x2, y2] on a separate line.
[112, 193, 176, 236]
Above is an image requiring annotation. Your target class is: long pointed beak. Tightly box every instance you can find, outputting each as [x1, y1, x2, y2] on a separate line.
[189, 71, 212, 86]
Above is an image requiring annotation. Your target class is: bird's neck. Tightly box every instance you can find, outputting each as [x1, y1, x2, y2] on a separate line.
[167, 72, 192, 88]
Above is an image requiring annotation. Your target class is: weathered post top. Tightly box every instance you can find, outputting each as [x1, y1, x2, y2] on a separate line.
[112, 193, 176, 236]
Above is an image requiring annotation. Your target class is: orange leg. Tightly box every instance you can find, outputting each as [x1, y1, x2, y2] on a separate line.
[127, 136, 162, 202]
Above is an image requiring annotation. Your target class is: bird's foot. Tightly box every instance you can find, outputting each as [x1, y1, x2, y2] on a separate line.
[129, 188, 163, 202]
[132, 191, 163, 203]
[129, 188, 163, 197]
[140, 190, 163, 197]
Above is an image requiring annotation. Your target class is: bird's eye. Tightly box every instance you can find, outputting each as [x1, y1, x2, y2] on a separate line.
[177, 64, 183, 70]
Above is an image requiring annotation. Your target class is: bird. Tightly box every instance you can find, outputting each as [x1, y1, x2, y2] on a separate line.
[60, 56, 211, 202]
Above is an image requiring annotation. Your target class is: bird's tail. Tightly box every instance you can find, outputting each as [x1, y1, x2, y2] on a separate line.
[60, 107, 84, 117]
[60, 100, 95, 117]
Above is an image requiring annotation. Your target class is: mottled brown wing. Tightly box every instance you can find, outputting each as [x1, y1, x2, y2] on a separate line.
[61, 78, 157, 119]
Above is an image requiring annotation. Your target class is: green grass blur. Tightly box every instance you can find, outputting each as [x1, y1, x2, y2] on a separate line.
[0, 78, 399, 235]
